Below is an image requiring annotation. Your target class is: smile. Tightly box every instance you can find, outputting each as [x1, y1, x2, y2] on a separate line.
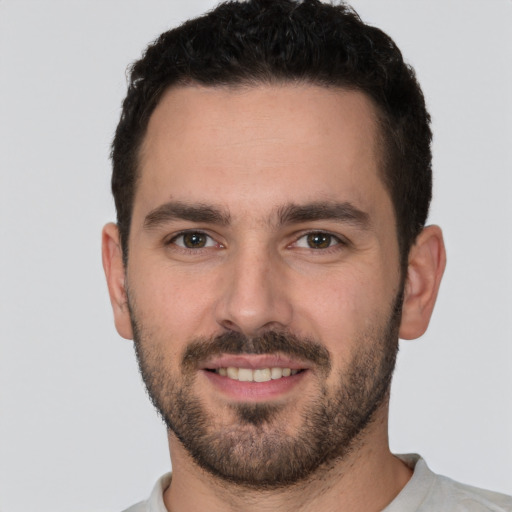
[211, 367, 302, 382]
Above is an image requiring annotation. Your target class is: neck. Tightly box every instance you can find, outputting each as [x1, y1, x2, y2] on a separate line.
[163, 406, 412, 512]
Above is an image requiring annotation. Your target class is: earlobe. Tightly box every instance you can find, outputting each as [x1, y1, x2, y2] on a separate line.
[101, 223, 134, 340]
[399, 225, 446, 340]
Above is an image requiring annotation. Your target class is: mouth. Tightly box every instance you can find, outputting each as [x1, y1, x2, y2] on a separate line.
[206, 366, 303, 382]
[200, 354, 309, 401]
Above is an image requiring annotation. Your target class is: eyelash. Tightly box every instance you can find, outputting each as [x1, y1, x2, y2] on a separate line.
[166, 229, 348, 254]
[292, 231, 347, 252]
[166, 230, 221, 252]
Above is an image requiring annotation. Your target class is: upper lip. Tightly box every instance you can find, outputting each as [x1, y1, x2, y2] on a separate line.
[201, 354, 311, 371]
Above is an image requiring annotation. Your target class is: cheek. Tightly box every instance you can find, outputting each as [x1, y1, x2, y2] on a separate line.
[292, 266, 390, 349]
[128, 260, 222, 342]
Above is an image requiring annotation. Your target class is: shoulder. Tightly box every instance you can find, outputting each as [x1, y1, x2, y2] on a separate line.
[386, 455, 512, 512]
[430, 474, 512, 512]
[120, 473, 172, 512]
[121, 502, 146, 512]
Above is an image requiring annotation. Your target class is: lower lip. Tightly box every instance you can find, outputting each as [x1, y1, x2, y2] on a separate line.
[201, 369, 307, 401]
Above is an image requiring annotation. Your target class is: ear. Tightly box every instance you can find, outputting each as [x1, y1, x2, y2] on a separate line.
[101, 223, 133, 340]
[399, 225, 446, 340]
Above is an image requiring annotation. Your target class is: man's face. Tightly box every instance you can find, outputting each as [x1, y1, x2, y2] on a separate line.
[122, 85, 403, 486]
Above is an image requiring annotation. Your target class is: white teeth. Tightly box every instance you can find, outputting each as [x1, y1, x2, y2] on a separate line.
[214, 367, 300, 382]
[271, 367, 283, 379]
[253, 368, 271, 382]
[227, 367, 239, 379]
[238, 368, 253, 382]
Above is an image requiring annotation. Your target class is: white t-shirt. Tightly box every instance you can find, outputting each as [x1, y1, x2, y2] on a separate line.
[122, 454, 512, 512]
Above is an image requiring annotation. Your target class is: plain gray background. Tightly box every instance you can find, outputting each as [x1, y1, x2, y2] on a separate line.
[0, 1, 511, 510]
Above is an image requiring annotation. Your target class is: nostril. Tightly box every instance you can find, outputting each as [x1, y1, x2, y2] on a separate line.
[214, 272, 294, 336]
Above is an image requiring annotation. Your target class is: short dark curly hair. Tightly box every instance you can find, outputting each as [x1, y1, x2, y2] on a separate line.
[111, 0, 432, 268]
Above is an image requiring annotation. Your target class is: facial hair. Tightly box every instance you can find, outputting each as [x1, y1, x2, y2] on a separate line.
[129, 291, 402, 489]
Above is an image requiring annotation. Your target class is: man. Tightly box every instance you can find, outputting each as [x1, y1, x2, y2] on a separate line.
[101, 0, 512, 510]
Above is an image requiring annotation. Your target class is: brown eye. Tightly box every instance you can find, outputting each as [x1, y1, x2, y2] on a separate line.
[168, 231, 221, 252]
[182, 232, 208, 248]
[306, 232, 333, 249]
[169, 231, 212, 249]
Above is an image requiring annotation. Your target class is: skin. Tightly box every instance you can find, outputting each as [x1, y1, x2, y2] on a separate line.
[102, 84, 446, 511]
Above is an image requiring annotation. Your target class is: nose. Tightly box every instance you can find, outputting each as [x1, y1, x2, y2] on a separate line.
[214, 245, 293, 336]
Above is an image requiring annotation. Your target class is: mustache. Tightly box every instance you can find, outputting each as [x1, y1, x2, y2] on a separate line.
[182, 330, 331, 373]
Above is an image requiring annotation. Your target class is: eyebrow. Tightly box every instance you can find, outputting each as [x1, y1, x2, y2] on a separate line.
[276, 201, 371, 229]
[143, 199, 370, 231]
[143, 201, 231, 230]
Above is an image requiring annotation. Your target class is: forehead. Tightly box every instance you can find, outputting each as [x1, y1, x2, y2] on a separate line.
[135, 84, 390, 224]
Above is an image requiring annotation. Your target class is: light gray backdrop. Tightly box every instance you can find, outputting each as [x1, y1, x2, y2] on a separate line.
[0, 1, 511, 510]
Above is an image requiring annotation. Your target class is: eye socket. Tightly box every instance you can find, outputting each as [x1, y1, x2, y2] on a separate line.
[170, 231, 217, 249]
[295, 232, 342, 250]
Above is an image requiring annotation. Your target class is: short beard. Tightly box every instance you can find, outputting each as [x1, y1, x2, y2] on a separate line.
[130, 291, 402, 489]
